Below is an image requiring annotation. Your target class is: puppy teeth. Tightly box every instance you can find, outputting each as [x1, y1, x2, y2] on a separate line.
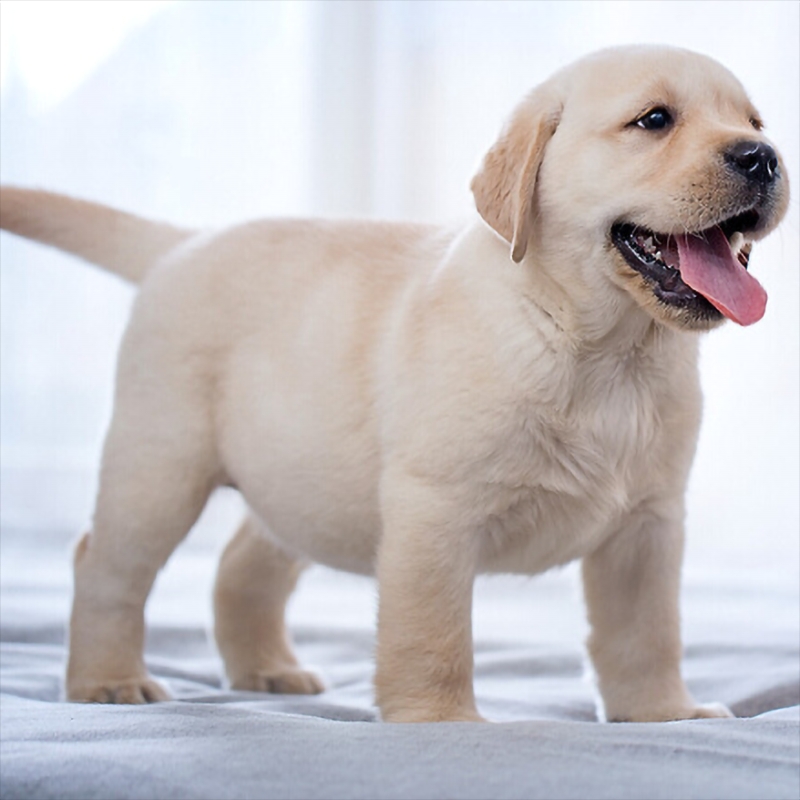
[729, 231, 745, 254]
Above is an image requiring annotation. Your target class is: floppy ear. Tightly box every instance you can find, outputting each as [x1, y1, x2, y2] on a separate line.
[470, 90, 561, 262]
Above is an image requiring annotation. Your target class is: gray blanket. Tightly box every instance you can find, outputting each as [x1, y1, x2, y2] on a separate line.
[1, 522, 798, 800]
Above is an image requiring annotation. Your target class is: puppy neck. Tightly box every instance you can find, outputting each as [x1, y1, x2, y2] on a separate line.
[522, 231, 687, 351]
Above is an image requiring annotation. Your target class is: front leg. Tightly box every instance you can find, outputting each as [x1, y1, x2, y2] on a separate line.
[375, 470, 485, 723]
[582, 507, 733, 722]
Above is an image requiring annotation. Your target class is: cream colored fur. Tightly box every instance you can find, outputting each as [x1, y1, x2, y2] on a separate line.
[0, 46, 788, 723]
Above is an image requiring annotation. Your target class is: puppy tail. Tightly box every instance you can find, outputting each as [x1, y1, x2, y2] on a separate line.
[0, 186, 194, 284]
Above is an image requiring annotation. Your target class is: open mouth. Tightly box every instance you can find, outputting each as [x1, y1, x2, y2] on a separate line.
[611, 208, 766, 326]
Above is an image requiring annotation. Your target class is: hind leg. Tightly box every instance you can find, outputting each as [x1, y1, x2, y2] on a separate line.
[214, 514, 323, 694]
[67, 386, 218, 703]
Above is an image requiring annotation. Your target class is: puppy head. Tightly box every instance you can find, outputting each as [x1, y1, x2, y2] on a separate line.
[471, 46, 790, 332]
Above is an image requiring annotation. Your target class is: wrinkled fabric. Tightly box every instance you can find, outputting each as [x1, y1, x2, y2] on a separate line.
[1, 526, 798, 800]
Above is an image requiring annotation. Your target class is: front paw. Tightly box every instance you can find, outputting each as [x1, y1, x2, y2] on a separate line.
[681, 702, 735, 720]
[610, 702, 734, 722]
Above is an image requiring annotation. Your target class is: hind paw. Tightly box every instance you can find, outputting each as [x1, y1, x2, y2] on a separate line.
[68, 677, 171, 704]
[231, 667, 325, 695]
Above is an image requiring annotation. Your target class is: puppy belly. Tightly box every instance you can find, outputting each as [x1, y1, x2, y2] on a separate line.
[220, 414, 382, 575]
[216, 338, 388, 574]
[243, 482, 381, 576]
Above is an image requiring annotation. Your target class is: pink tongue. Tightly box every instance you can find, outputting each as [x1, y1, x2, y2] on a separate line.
[676, 227, 767, 326]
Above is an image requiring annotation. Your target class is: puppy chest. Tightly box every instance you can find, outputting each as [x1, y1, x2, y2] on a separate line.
[475, 401, 667, 573]
[480, 489, 614, 574]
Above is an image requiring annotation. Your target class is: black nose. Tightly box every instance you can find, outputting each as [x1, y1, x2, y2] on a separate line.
[725, 140, 779, 184]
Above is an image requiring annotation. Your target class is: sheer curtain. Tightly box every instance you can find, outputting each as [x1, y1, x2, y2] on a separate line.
[1, 1, 798, 577]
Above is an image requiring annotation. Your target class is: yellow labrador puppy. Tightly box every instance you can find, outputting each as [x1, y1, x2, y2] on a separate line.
[0, 45, 788, 723]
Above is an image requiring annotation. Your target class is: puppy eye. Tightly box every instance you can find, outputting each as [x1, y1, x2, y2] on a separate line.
[635, 107, 673, 131]
[749, 116, 763, 131]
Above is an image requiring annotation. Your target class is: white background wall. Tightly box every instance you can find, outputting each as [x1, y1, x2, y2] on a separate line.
[1, 0, 798, 584]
